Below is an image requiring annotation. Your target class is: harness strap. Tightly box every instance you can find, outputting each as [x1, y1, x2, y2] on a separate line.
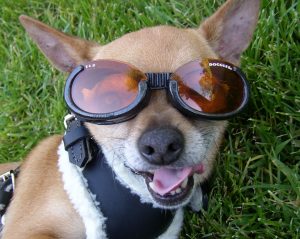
[0, 168, 20, 230]
[63, 127, 90, 150]
[63, 115, 94, 168]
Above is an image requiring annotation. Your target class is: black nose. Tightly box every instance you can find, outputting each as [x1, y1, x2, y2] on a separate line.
[138, 127, 184, 165]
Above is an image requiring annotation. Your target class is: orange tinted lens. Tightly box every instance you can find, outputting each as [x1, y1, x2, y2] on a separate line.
[173, 59, 245, 114]
[71, 61, 146, 114]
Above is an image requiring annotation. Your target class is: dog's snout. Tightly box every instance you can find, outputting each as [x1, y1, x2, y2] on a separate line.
[138, 127, 184, 165]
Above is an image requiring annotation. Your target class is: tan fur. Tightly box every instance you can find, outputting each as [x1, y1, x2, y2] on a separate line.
[2, 1, 260, 238]
[94, 26, 217, 72]
[2, 136, 85, 238]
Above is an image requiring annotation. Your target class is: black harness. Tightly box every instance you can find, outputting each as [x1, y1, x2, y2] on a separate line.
[63, 116, 175, 238]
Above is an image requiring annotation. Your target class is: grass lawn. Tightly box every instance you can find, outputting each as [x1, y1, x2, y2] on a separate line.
[0, 0, 299, 238]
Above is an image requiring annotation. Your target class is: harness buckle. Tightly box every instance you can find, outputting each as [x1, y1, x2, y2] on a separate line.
[64, 114, 75, 129]
[0, 172, 11, 183]
[0, 170, 16, 192]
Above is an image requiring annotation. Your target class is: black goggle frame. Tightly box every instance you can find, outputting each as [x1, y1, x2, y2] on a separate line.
[64, 60, 250, 125]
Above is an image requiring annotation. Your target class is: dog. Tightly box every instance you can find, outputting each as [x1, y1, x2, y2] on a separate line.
[0, 0, 260, 238]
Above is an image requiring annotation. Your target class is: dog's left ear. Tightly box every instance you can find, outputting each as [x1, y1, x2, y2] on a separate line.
[19, 15, 100, 72]
[199, 0, 260, 65]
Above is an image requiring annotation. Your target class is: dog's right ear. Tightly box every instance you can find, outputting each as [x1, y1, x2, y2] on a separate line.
[19, 15, 100, 72]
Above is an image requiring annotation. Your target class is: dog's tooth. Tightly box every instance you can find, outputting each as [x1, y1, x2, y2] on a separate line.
[170, 190, 176, 195]
[181, 178, 188, 188]
[149, 182, 155, 191]
[175, 188, 182, 194]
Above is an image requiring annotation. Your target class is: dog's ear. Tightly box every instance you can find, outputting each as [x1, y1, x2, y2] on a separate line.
[19, 15, 100, 72]
[199, 0, 260, 65]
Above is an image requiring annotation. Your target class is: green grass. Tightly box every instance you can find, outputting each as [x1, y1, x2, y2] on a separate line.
[0, 0, 299, 238]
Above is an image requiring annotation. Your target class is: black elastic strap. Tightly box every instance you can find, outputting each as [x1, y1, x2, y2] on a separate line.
[201, 180, 210, 211]
[63, 118, 92, 168]
[63, 127, 90, 150]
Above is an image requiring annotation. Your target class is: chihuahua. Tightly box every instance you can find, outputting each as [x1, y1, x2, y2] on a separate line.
[0, 0, 260, 238]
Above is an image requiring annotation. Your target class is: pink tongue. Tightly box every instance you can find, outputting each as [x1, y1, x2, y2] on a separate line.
[152, 167, 192, 196]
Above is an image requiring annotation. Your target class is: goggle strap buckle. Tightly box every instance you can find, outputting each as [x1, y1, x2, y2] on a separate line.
[64, 114, 75, 129]
[63, 115, 96, 168]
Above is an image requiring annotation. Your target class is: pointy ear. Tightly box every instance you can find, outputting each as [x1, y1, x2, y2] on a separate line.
[19, 15, 100, 72]
[199, 0, 260, 65]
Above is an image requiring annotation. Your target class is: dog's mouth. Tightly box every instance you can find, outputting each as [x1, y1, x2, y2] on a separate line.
[134, 163, 205, 207]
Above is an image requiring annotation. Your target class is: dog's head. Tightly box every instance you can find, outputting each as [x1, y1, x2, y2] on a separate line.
[20, 0, 260, 209]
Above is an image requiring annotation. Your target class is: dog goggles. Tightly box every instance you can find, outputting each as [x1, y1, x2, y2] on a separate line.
[64, 59, 249, 124]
